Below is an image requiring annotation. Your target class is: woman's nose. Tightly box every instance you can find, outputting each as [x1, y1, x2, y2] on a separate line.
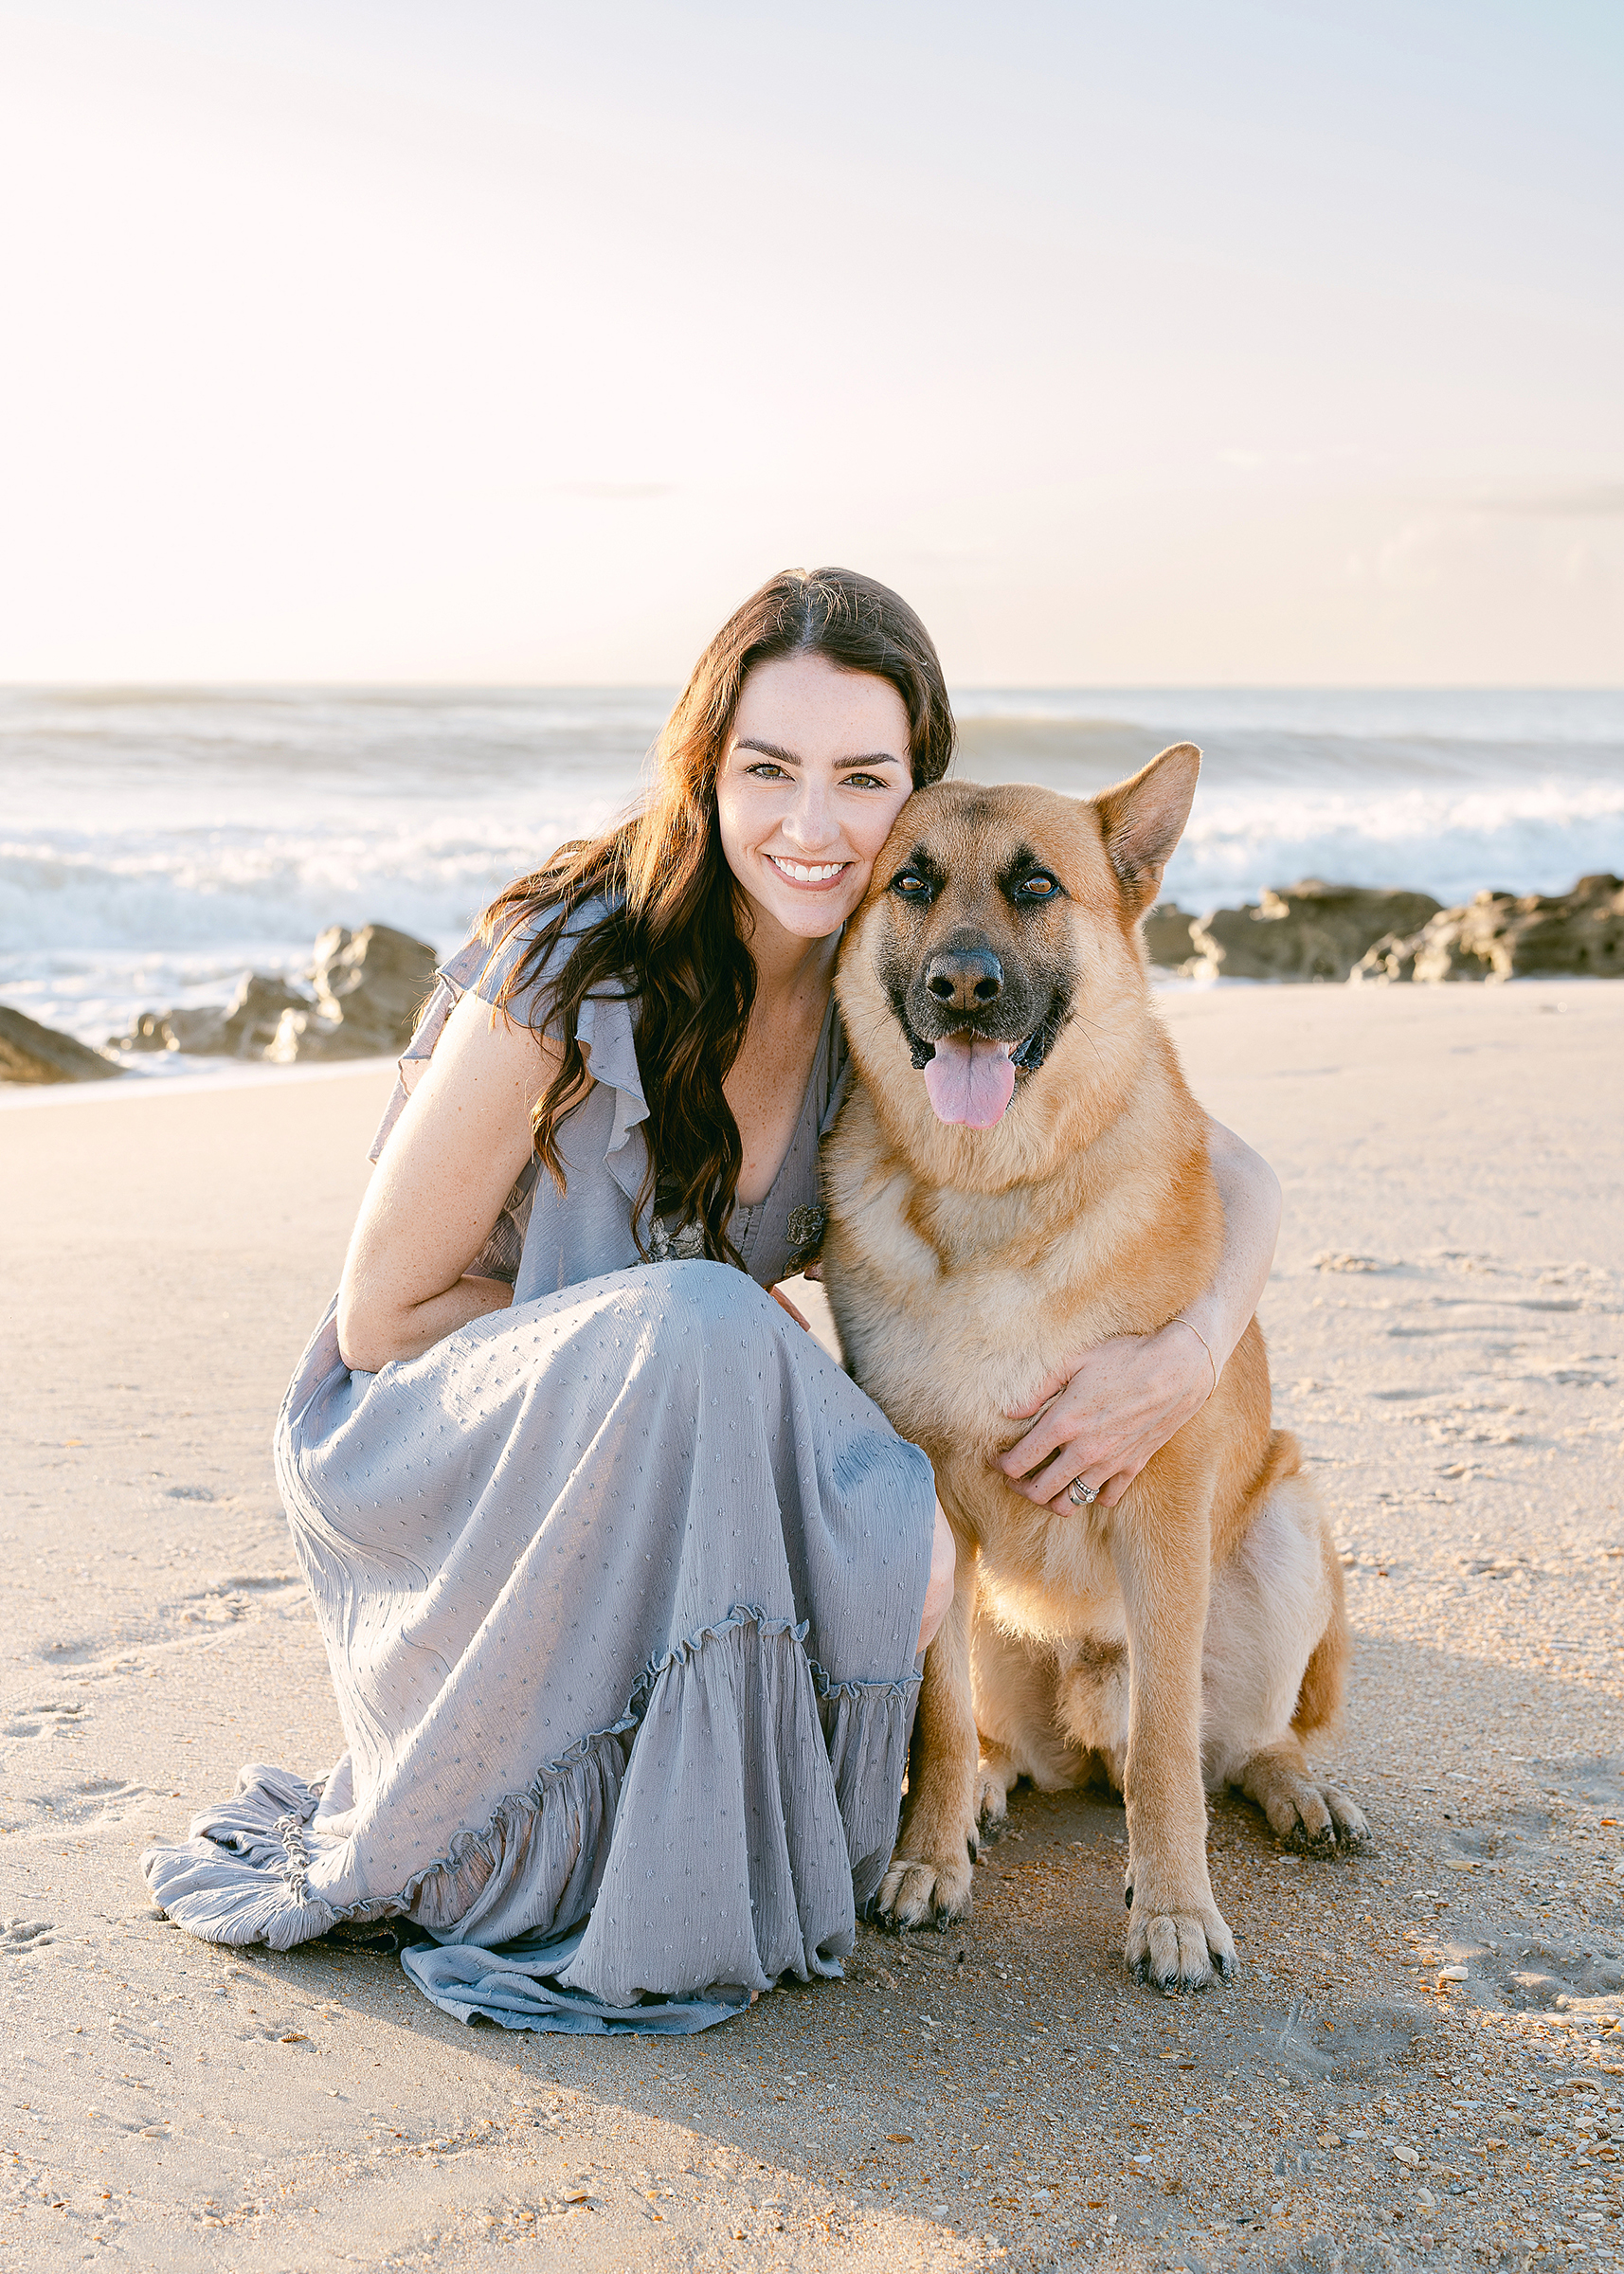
[781, 781, 839, 851]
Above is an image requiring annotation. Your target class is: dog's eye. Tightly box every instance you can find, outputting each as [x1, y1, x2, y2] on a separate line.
[1017, 873, 1061, 901]
[890, 871, 932, 899]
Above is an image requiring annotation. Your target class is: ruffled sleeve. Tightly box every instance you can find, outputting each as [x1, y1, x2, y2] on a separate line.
[474, 899, 648, 1178]
[364, 901, 647, 1288]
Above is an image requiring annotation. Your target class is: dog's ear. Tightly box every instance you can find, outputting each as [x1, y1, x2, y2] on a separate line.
[1092, 743, 1200, 918]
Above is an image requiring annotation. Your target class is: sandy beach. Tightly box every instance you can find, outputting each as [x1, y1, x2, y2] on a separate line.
[3, 981, 1621, 2274]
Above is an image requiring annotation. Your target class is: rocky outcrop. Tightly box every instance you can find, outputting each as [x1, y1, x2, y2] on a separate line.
[1190, 880, 1443, 984]
[1, 1004, 123, 1084]
[1354, 874, 1624, 984]
[114, 973, 314, 1058]
[265, 925, 439, 1061]
[106, 924, 440, 1065]
[1142, 903, 1199, 967]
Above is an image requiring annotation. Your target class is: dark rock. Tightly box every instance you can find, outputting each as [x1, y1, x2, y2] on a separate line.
[311, 923, 438, 1044]
[116, 1011, 177, 1053]
[264, 1006, 387, 1063]
[1191, 880, 1444, 983]
[102, 929, 437, 1066]
[162, 1004, 234, 1055]
[0, 1004, 123, 1085]
[107, 972, 312, 1059]
[1142, 903, 1199, 968]
[267, 924, 439, 1062]
[220, 971, 314, 1052]
[1354, 874, 1624, 984]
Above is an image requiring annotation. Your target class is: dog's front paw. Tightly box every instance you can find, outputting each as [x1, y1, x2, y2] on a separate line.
[875, 1848, 974, 1931]
[1125, 1900, 1236, 1993]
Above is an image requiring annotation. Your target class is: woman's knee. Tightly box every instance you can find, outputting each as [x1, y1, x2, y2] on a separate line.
[634, 1259, 780, 1361]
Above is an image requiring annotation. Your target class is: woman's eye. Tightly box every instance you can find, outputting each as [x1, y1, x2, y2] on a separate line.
[842, 771, 888, 791]
[746, 762, 790, 781]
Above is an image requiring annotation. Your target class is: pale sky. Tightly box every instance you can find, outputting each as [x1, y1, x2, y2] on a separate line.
[1, 0, 1619, 685]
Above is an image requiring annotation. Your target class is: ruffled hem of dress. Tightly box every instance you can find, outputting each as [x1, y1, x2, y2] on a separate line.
[400, 1924, 757, 2036]
[140, 1604, 918, 1959]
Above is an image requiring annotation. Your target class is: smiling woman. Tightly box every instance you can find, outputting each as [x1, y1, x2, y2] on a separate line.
[142, 568, 957, 2033]
[476, 570, 953, 1261]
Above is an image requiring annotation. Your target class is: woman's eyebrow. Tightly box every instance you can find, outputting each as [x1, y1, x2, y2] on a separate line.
[735, 737, 906, 768]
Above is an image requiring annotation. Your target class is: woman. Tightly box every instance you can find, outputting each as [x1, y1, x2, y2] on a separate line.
[143, 568, 1280, 2035]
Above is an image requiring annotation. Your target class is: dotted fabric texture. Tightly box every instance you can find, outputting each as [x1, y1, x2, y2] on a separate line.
[142, 906, 931, 2030]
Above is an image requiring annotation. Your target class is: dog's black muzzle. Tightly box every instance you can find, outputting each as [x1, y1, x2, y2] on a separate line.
[889, 929, 1071, 1078]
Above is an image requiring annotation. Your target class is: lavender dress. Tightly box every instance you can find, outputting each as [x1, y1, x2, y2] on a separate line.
[142, 905, 933, 2033]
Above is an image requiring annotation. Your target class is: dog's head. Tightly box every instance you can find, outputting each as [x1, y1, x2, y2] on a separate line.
[836, 742, 1200, 1176]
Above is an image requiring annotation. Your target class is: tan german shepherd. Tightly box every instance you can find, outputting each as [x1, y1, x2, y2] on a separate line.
[821, 745, 1368, 1993]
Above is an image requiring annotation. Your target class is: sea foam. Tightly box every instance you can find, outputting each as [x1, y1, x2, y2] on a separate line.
[3, 687, 1619, 1047]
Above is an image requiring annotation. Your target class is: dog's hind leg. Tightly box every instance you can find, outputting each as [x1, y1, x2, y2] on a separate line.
[1236, 1732, 1368, 1853]
[876, 1562, 981, 1929]
[973, 1742, 1022, 1839]
[970, 1613, 1078, 1838]
[1204, 1470, 1369, 1853]
[1054, 1633, 1130, 1796]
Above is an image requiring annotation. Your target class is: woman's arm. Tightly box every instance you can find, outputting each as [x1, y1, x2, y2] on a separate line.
[995, 1115, 1282, 1512]
[337, 991, 573, 1371]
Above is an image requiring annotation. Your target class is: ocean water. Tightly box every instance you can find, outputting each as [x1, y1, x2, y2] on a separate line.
[2, 685, 1620, 1059]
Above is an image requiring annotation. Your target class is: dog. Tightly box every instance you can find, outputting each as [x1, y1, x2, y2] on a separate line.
[820, 744, 1368, 1992]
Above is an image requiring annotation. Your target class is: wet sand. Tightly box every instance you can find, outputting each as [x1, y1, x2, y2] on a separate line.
[2, 981, 1621, 2273]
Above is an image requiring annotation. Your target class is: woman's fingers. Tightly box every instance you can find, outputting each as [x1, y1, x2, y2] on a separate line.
[997, 1390, 1084, 1478]
[999, 1423, 1064, 1483]
[1020, 1443, 1102, 1506]
[994, 1326, 1211, 1507]
[1003, 1370, 1067, 1422]
[1038, 1454, 1145, 1516]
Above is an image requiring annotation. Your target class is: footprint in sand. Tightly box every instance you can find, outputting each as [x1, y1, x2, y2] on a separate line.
[58, 1778, 167, 1829]
[2, 1699, 86, 1742]
[2, 1919, 54, 1949]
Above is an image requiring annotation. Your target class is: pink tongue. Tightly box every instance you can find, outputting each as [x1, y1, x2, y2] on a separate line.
[921, 1033, 1018, 1128]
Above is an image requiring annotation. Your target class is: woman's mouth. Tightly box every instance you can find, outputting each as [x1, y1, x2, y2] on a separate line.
[766, 854, 851, 889]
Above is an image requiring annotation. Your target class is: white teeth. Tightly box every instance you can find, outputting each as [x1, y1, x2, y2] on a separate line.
[769, 856, 847, 883]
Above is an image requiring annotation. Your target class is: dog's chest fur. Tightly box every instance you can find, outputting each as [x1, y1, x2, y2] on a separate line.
[823, 1086, 1212, 1645]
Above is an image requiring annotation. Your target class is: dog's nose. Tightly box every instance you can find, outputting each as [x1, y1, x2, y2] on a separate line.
[923, 946, 1003, 1010]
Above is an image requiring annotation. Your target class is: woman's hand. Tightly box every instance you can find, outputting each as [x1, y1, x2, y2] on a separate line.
[996, 1326, 1214, 1510]
[997, 1113, 1281, 1512]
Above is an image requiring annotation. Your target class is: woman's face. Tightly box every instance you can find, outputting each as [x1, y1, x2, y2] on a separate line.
[714, 651, 915, 950]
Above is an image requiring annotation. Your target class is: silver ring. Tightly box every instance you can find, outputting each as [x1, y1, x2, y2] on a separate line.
[1068, 1476, 1098, 1507]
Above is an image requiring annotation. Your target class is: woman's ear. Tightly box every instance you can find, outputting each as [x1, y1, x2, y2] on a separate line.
[1092, 743, 1201, 917]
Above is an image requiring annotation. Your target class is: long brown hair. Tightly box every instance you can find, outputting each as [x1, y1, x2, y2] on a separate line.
[478, 566, 956, 1260]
